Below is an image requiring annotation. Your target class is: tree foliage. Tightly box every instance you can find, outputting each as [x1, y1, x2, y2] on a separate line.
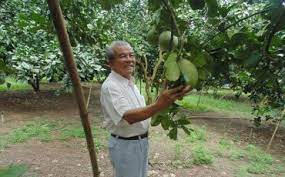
[142, 0, 284, 127]
[1, 0, 284, 137]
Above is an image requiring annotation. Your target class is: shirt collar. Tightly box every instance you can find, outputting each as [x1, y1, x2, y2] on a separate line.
[110, 70, 134, 88]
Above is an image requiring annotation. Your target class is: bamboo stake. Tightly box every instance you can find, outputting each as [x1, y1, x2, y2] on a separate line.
[266, 108, 285, 152]
[86, 86, 93, 109]
[266, 120, 281, 152]
[1, 111, 4, 125]
[47, 1, 99, 176]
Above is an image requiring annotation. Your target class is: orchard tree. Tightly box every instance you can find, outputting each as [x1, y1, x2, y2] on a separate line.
[1, 0, 284, 139]
[97, 0, 285, 139]
[0, 0, 104, 91]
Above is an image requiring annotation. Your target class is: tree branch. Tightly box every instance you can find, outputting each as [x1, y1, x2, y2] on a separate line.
[151, 51, 164, 82]
[202, 8, 271, 48]
[161, 0, 181, 37]
[263, 9, 285, 56]
[136, 58, 148, 82]
[137, 57, 152, 104]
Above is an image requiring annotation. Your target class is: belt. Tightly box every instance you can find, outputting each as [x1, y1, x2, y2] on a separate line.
[111, 132, 148, 140]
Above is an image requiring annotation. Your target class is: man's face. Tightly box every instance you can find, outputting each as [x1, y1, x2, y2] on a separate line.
[109, 45, 135, 79]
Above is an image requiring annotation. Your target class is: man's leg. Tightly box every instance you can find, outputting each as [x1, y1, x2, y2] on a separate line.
[108, 136, 149, 177]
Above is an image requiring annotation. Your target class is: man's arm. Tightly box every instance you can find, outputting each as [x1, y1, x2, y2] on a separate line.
[123, 86, 191, 124]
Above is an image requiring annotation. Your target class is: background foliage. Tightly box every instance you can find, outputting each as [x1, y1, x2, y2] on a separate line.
[0, 0, 284, 131]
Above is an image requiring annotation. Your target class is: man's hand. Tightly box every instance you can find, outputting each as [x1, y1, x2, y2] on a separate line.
[122, 85, 191, 124]
[154, 85, 192, 111]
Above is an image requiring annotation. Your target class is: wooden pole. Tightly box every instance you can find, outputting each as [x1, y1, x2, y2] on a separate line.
[86, 86, 93, 109]
[266, 120, 281, 152]
[1, 111, 4, 125]
[266, 108, 285, 152]
[47, 1, 99, 176]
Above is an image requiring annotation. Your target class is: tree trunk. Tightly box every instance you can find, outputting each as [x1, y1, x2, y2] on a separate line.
[28, 75, 40, 92]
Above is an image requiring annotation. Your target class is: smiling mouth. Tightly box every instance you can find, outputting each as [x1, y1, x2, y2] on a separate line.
[126, 65, 134, 69]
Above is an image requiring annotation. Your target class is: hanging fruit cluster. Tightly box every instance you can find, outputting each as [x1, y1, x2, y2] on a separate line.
[145, 0, 216, 139]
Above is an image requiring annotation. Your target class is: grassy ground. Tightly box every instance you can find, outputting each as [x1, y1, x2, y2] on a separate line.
[137, 81, 254, 118]
[0, 164, 28, 177]
[0, 77, 31, 91]
[178, 93, 253, 118]
[0, 119, 109, 151]
[0, 78, 266, 119]
[1, 118, 284, 177]
[150, 125, 285, 177]
[0, 82, 284, 176]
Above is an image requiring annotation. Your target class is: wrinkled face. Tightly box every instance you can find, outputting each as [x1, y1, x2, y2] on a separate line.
[109, 45, 135, 80]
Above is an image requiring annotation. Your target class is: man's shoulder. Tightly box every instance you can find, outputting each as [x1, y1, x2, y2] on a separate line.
[101, 76, 118, 91]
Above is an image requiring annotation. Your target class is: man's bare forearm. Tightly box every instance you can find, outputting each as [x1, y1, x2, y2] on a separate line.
[122, 86, 192, 124]
[122, 103, 162, 124]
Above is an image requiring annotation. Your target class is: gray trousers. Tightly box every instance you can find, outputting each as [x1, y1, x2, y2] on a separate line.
[108, 136, 149, 177]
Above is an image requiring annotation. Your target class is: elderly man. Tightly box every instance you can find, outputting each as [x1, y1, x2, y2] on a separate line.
[100, 41, 191, 177]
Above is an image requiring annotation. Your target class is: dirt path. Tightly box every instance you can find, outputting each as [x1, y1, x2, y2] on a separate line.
[0, 85, 284, 177]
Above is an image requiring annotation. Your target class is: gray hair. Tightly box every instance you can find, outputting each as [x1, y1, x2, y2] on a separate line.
[105, 40, 133, 61]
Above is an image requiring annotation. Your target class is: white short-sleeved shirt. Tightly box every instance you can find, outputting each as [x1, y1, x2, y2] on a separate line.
[100, 71, 150, 137]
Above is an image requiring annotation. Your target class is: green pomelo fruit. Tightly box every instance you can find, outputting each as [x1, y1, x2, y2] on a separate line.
[164, 53, 180, 81]
[205, 0, 218, 17]
[178, 59, 198, 87]
[192, 52, 207, 67]
[198, 68, 208, 80]
[146, 27, 158, 45]
[159, 31, 179, 51]
[189, 0, 205, 10]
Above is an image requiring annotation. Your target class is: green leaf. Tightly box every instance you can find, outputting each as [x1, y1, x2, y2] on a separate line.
[177, 118, 191, 125]
[182, 126, 193, 135]
[168, 127, 178, 140]
[6, 82, 11, 89]
[21, 62, 31, 70]
[161, 116, 171, 130]
[151, 114, 163, 126]
[30, 12, 46, 26]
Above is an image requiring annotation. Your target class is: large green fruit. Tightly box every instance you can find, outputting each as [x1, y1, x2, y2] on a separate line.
[159, 31, 179, 51]
[188, 0, 205, 10]
[146, 27, 158, 45]
[205, 0, 219, 17]
[164, 53, 180, 81]
[178, 59, 198, 87]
